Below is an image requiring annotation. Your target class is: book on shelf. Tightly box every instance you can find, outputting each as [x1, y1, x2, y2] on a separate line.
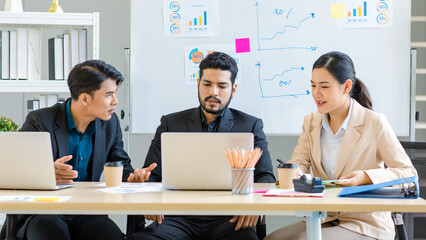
[0, 31, 10, 79]
[0, 28, 41, 81]
[39, 94, 58, 108]
[46, 94, 58, 107]
[38, 95, 46, 108]
[0, 26, 88, 81]
[79, 29, 87, 63]
[63, 33, 71, 80]
[27, 99, 40, 114]
[17, 28, 28, 80]
[9, 30, 17, 80]
[48, 37, 64, 80]
[70, 29, 79, 68]
[27, 29, 41, 81]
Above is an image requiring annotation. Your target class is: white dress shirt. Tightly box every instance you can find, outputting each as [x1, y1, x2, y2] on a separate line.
[320, 98, 354, 179]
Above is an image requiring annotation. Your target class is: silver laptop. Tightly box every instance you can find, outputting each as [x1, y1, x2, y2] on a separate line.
[161, 132, 254, 190]
[0, 132, 72, 190]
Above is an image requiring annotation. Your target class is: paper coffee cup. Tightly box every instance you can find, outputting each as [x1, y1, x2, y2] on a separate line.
[104, 161, 123, 187]
[278, 163, 297, 189]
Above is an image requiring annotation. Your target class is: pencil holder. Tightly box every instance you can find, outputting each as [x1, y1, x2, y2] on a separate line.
[231, 168, 254, 195]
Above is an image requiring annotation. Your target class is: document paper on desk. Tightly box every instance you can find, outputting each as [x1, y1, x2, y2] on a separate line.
[0, 196, 71, 202]
[338, 176, 419, 199]
[263, 189, 326, 198]
[96, 183, 164, 194]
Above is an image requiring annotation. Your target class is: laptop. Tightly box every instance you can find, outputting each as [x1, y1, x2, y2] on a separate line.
[0, 132, 72, 190]
[161, 132, 254, 190]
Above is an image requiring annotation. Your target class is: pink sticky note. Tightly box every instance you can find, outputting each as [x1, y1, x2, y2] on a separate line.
[254, 190, 268, 194]
[235, 38, 250, 53]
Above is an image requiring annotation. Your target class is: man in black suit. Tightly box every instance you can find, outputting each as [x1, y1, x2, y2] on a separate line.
[128, 52, 275, 240]
[0, 60, 156, 240]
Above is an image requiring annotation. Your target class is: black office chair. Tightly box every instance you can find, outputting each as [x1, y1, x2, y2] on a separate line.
[256, 215, 267, 240]
[126, 215, 145, 236]
[398, 141, 426, 240]
[393, 212, 408, 240]
[0, 214, 18, 240]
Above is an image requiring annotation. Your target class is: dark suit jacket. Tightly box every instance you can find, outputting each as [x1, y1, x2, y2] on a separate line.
[0, 99, 134, 240]
[143, 106, 276, 183]
[20, 100, 134, 181]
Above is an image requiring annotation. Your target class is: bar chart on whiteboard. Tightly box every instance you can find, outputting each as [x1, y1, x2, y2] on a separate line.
[163, 0, 220, 38]
[335, 0, 393, 28]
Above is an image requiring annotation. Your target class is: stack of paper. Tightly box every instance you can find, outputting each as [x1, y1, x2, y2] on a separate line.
[263, 189, 326, 198]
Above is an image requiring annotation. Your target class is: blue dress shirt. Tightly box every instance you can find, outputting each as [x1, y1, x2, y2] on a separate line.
[201, 109, 224, 132]
[66, 99, 97, 181]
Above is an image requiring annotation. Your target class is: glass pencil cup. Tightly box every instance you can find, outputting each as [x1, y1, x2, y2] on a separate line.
[231, 168, 255, 195]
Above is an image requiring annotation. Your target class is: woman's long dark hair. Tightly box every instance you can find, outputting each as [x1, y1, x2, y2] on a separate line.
[313, 51, 372, 110]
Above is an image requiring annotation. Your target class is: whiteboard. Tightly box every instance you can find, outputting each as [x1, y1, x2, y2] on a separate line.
[131, 0, 410, 135]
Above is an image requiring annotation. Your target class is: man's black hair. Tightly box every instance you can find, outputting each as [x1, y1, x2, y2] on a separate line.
[68, 60, 124, 100]
[199, 52, 238, 84]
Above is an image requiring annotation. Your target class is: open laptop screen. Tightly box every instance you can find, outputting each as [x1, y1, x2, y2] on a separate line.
[161, 132, 254, 190]
[0, 132, 69, 190]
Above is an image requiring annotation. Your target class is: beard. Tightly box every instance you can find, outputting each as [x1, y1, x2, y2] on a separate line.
[198, 92, 233, 115]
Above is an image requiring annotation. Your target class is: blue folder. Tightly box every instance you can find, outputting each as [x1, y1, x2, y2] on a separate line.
[338, 176, 419, 199]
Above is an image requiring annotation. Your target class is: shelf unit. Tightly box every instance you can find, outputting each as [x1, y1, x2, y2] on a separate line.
[0, 11, 99, 93]
[0, 80, 68, 92]
[0, 12, 100, 228]
[411, 15, 426, 130]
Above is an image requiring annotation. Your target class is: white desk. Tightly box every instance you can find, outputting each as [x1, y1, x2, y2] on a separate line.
[1, 183, 426, 240]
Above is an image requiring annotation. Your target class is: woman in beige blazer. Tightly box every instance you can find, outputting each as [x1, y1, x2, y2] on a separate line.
[265, 51, 417, 240]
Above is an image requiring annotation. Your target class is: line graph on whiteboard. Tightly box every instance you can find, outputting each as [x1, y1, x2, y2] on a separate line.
[253, 2, 315, 98]
[255, 62, 310, 98]
[255, 2, 318, 52]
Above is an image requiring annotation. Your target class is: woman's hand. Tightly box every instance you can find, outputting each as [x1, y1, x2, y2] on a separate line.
[336, 170, 373, 186]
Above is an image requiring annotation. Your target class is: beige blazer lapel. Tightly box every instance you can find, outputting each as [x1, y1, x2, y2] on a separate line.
[334, 101, 364, 179]
[310, 113, 328, 178]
